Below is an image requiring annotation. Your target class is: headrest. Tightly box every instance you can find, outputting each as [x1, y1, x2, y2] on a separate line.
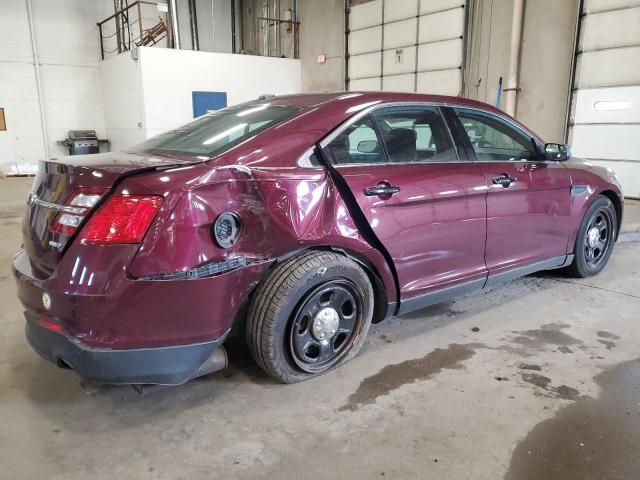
[384, 128, 417, 162]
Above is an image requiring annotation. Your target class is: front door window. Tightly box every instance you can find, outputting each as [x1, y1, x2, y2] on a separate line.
[455, 108, 538, 161]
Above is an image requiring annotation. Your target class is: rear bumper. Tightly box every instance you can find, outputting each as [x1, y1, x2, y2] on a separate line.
[25, 312, 226, 385]
[12, 248, 269, 349]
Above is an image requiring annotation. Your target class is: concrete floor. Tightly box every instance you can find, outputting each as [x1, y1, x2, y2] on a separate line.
[1, 177, 639, 480]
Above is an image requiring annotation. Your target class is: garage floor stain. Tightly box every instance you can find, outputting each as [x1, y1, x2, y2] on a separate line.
[504, 358, 640, 480]
[519, 363, 542, 371]
[597, 331, 620, 340]
[512, 323, 583, 349]
[521, 372, 551, 389]
[598, 339, 617, 350]
[339, 343, 481, 411]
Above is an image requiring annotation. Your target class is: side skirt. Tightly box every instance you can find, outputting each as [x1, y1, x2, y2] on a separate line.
[484, 255, 573, 288]
[396, 255, 574, 316]
[397, 277, 486, 316]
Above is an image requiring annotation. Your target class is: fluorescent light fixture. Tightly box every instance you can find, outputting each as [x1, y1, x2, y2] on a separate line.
[594, 100, 630, 111]
[202, 123, 247, 145]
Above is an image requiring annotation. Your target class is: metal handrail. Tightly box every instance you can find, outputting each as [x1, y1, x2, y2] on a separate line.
[97, 1, 165, 60]
[97, 1, 158, 27]
[254, 16, 300, 25]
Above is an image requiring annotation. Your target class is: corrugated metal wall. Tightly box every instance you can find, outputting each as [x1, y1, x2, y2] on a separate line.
[347, 0, 466, 95]
[569, 0, 640, 198]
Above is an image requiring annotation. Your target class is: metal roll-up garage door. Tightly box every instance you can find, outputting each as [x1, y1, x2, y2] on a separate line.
[568, 0, 640, 198]
[347, 0, 467, 96]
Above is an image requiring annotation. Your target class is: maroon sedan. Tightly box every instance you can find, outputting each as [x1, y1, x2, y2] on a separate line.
[13, 92, 622, 385]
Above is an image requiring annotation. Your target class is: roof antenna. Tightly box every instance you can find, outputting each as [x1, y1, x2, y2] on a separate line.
[259, 94, 276, 100]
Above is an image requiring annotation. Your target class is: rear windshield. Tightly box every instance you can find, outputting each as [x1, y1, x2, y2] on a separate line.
[132, 104, 301, 156]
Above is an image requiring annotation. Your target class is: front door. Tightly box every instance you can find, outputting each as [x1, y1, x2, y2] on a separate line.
[324, 105, 488, 310]
[450, 107, 572, 281]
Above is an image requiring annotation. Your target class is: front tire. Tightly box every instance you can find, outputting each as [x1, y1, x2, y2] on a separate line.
[246, 251, 374, 383]
[565, 195, 617, 278]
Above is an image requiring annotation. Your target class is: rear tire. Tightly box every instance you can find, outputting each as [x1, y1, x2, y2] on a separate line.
[565, 195, 617, 278]
[246, 251, 374, 384]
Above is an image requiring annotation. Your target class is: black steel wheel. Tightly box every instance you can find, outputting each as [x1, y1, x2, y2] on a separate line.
[565, 195, 617, 278]
[289, 280, 364, 373]
[246, 251, 374, 383]
[583, 206, 614, 267]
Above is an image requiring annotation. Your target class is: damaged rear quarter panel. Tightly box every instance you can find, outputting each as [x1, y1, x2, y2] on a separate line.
[126, 164, 396, 302]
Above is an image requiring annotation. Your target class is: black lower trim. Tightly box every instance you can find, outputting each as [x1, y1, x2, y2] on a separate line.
[25, 313, 227, 385]
[137, 257, 259, 281]
[398, 278, 486, 315]
[484, 255, 571, 288]
[384, 302, 397, 320]
[560, 254, 575, 267]
[397, 254, 574, 316]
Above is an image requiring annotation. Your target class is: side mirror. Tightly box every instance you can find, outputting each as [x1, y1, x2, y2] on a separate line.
[545, 143, 571, 161]
[356, 140, 379, 154]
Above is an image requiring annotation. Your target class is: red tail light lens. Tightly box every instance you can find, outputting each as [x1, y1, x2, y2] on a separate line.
[79, 195, 163, 244]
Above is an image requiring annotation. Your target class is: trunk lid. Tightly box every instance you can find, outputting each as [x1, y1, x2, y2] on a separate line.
[22, 152, 197, 277]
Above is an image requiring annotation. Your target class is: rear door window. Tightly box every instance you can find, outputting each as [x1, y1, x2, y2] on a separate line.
[326, 116, 385, 165]
[325, 105, 458, 165]
[372, 106, 458, 163]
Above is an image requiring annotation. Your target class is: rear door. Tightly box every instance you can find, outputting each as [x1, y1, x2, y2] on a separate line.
[449, 107, 572, 282]
[324, 104, 488, 311]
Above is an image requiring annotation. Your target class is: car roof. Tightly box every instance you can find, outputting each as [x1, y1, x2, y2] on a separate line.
[262, 91, 539, 139]
[265, 91, 508, 116]
[211, 92, 542, 169]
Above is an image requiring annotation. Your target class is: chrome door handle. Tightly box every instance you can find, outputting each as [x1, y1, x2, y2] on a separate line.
[492, 173, 516, 187]
[363, 185, 401, 196]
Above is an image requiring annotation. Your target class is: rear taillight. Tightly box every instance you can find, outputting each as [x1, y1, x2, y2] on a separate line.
[78, 195, 163, 244]
[50, 187, 107, 236]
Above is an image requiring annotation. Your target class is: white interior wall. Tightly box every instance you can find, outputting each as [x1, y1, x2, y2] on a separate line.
[138, 47, 301, 138]
[99, 47, 301, 149]
[1, 0, 301, 165]
[99, 52, 147, 152]
[0, 0, 113, 169]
